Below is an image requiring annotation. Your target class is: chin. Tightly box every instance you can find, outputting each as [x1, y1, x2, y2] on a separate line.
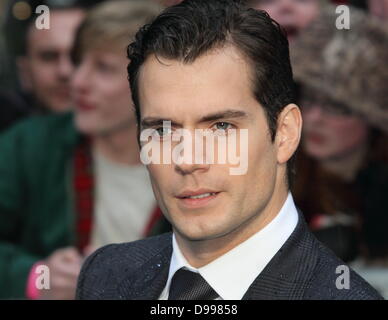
[176, 229, 223, 242]
[74, 117, 98, 136]
[173, 218, 234, 242]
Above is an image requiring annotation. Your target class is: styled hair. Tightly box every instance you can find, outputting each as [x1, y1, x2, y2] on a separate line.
[127, 0, 296, 185]
[72, 0, 162, 64]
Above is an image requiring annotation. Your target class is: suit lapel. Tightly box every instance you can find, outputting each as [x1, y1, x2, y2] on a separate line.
[242, 212, 319, 300]
[116, 213, 318, 300]
[118, 240, 173, 300]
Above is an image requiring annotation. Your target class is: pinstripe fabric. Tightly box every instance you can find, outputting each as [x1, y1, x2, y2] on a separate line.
[76, 211, 383, 300]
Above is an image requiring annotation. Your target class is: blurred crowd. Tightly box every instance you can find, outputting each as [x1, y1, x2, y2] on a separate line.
[0, 0, 387, 299]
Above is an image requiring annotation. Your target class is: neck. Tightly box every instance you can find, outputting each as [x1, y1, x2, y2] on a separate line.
[175, 182, 289, 268]
[92, 121, 141, 166]
[320, 143, 368, 182]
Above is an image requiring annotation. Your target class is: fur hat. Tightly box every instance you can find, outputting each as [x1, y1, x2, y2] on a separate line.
[290, 4, 388, 132]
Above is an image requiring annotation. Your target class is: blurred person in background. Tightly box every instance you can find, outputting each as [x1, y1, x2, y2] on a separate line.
[350, 0, 388, 20]
[290, 5, 388, 271]
[0, 0, 35, 131]
[0, 0, 102, 132]
[246, 0, 321, 42]
[367, 0, 388, 19]
[0, 0, 168, 300]
[16, 2, 84, 113]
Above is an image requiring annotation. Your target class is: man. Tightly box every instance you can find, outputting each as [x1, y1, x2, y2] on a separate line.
[0, 0, 85, 131]
[0, 0, 88, 132]
[0, 0, 166, 300]
[16, 1, 85, 113]
[76, 0, 382, 300]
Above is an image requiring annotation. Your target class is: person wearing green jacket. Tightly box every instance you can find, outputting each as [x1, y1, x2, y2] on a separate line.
[0, 0, 169, 299]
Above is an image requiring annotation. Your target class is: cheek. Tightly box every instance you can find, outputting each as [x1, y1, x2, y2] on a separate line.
[147, 164, 176, 215]
[98, 84, 133, 116]
[305, 117, 369, 159]
[329, 120, 369, 152]
[31, 63, 55, 86]
[147, 165, 170, 194]
[244, 134, 277, 192]
[99, 81, 127, 102]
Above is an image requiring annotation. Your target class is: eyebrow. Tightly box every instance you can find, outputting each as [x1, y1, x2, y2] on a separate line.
[141, 109, 249, 128]
[199, 110, 248, 123]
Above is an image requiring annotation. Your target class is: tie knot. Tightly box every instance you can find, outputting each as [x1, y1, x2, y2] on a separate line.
[168, 268, 219, 300]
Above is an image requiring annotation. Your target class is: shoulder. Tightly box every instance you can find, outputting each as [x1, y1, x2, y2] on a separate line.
[76, 233, 172, 299]
[0, 112, 75, 147]
[0, 113, 77, 174]
[2, 112, 73, 134]
[305, 238, 383, 300]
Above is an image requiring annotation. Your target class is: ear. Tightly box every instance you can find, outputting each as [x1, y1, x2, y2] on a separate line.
[275, 103, 303, 164]
[16, 56, 33, 91]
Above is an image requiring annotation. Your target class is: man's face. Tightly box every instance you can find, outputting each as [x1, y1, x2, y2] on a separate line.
[138, 47, 285, 242]
[18, 9, 84, 112]
[72, 48, 135, 136]
[301, 98, 369, 161]
[248, 0, 320, 41]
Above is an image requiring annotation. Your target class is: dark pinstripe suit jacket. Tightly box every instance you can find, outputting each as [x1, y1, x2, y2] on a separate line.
[76, 212, 383, 300]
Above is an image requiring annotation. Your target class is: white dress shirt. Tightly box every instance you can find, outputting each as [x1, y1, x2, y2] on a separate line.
[158, 192, 299, 300]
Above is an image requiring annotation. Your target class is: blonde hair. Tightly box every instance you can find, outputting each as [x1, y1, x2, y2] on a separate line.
[72, 0, 162, 61]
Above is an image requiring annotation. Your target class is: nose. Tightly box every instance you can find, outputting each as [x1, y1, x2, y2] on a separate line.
[175, 162, 210, 176]
[71, 61, 90, 94]
[57, 54, 74, 80]
[173, 132, 211, 176]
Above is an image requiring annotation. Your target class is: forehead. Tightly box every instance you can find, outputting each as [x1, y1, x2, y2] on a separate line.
[27, 9, 84, 52]
[138, 46, 259, 122]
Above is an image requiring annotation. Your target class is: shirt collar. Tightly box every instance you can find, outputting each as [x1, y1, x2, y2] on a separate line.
[165, 192, 299, 300]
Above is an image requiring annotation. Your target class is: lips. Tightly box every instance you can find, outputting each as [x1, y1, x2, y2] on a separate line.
[176, 189, 221, 209]
[307, 132, 326, 145]
[75, 99, 96, 111]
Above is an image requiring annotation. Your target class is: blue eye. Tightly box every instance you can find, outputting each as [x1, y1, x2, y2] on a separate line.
[214, 122, 232, 131]
[155, 126, 172, 137]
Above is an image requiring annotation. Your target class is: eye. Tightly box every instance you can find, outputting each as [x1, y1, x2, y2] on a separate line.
[153, 126, 172, 138]
[96, 60, 115, 73]
[39, 51, 58, 62]
[213, 122, 233, 131]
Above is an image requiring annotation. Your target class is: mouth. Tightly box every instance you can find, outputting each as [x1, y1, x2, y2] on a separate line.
[53, 87, 71, 99]
[75, 99, 96, 111]
[307, 132, 326, 145]
[176, 190, 221, 209]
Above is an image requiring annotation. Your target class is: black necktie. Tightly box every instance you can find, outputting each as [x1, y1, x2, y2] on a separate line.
[168, 268, 219, 300]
